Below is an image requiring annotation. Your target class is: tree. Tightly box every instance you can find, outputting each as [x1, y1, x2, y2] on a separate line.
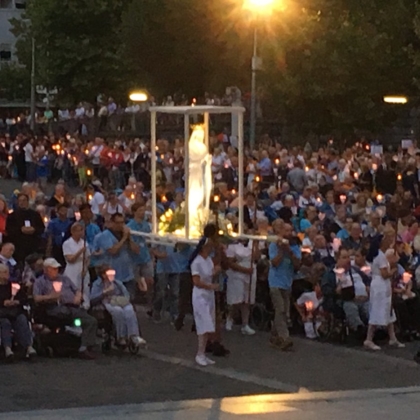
[0, 63, 30, 101]
[10, 0, 132, 104]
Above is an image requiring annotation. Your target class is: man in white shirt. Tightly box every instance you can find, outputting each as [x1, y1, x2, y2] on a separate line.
[89, 138, 104, 177]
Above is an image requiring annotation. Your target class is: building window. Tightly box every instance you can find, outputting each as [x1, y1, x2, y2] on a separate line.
[0, 0, 13, 9]
[0, 45, 12, 62]
[15, 0, 26, 9]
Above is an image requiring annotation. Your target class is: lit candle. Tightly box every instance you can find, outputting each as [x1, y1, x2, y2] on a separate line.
[376, 194, 383, 203]
[8, 156, 12, 161]
[52, 282, 63, 293]
[361, 266, 371, 275]
[402, 272, 412, 284]
[218, 230, 224, 235]
[365, 144, 370, 151]
[161, 196, 167, 203]
[353, 172, 359, 180]
[84, 149, 89, 155]
[305, 166, 309, 172]
[86, 169, 92, 176]
[43, 216, 49, 225]
[130, 193, 135, 200]
[11, 283, 21, 298]
[8, 209, 13, 214]
[339, 194, 346, 204]
[231, 189, 236, 195]
[106, 269, 116, 282]
[74, 212, 81, 221]
[397, 174, 402, 181]
[88, 194, 93, 201]
[255, 176, 260, 182]
[372, 163, 378, 171]
[214, 195, 220, 203]
[305, 301, 314, 312]
[275, 158, 280, 165]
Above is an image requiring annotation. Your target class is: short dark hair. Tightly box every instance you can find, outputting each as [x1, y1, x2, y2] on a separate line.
[79, 203, 92, 212]
[131, 201, 145, 214]
[57, 203, 69, 211]
[110, 212, 124, 222]
[17, 193, 29, 201]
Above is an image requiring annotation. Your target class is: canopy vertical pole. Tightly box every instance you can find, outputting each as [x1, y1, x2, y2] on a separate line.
[151, 111, 157, 235]
[238, 110, 244, 236]
[184, 114, 190, 239]
[204, 112, 209, 149]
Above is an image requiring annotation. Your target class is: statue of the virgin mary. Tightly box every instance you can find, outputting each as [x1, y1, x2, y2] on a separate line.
[187, 125, 212, 238]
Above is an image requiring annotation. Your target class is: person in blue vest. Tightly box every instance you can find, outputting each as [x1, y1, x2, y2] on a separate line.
[92, 213, 139, 300]
[126, 202, 154, 306]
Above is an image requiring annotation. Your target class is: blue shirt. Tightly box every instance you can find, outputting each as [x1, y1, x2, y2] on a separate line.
[36, 155, 49, 178]
[46, 218, 72, 247]
[336, 229, 349, 240]
[268, 243, 301, 289]
[155, 245, 177, 274]
[93, 229, 134, 283]
[126, 218, 151, 265]
[259, 157, 272, 176]
[173, 245, 194, 273]
[79, 221, 101, 250]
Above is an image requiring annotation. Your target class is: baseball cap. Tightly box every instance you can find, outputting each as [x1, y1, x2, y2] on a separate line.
[43, 258, 62, 268]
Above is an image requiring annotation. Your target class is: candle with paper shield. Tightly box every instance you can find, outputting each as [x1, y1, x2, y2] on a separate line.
[334, 267, 345, 280]
[305, 301, 314, 312]
[11, 283, 21, 299]
[106, 269, 116, 282]
[339, 194, 346, 204]
[52, 282, 63, 293]
[402, 272, 412, 284]
[360, 266, 371, 275]
[74, 212, 81, 221]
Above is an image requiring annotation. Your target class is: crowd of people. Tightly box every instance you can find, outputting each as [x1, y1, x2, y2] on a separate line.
[1, 127, 420, 366]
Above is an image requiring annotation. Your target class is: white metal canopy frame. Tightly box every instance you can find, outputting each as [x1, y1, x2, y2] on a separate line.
[130, 105, 261, 245]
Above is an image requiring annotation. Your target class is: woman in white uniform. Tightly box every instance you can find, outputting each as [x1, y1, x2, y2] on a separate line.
[364, 229, 405, 350]
[225, 240, 260, 335]
[62, 223, 91, 308]
[190, 238, 220, 367]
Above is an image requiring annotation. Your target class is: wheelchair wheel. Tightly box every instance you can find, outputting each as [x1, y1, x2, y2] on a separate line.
[251, 303, 269, 331]
[128, 341, 140, 355]
[317, 313, 335, 342]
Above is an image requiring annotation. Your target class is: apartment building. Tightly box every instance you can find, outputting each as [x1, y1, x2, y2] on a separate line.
[0, 0, 26, 64]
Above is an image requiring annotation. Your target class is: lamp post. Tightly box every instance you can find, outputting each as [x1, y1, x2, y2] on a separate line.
[246, 0, 274, 150]
[30, 37, 36, 132]
[129, 90, 149, 132]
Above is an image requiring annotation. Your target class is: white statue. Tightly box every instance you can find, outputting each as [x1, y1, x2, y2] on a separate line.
[188, 125, 212, 238]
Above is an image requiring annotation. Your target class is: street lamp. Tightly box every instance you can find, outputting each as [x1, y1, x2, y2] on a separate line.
[383, 96, 408, 104]
[129, 90, 148, 102]
[245, 0, 274, 150]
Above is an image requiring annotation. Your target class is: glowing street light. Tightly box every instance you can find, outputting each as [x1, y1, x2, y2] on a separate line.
[383, 96, 408, 104]
[129, 91, 148, 102]
[245, 0, 275, 10]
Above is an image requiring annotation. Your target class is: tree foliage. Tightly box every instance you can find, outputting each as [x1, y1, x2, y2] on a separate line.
[6, 0, 420, 136]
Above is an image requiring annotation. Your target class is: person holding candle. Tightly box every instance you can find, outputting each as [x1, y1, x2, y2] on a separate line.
[33, 258, 98, 360]
[0, 264, 36, 361]
[90, 265, 146, 347]
[6, 193, 45, 266]
[364, 230, 405, 350]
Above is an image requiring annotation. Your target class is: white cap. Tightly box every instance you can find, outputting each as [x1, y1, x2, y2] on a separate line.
[43, 258, 61, 268]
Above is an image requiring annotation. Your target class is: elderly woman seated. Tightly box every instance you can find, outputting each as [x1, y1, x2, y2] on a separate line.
[90, 265, 146, 347]
[0, 264, 36, 361]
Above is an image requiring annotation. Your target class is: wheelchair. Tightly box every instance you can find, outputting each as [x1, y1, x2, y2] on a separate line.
[90, 304, 142, 355]
[32, 306, 81, 357]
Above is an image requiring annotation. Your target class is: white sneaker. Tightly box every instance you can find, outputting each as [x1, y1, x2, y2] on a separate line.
[389, 340, 405, 348]
[131, 336, 147, 346]
[26, 346, 37, 358]
[205, 356, 216, 365]
[225, 317, 233, 331]
[364, 340, 381, 351]
[241, 325, 256, 336]
[5, 347, 14, 360]
[195, 354, 208, 367]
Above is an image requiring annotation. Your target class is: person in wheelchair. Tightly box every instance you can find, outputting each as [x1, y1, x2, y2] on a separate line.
[0, 264, 36, 361]
[90, 265, 146, 348]
[322, 248, 370, 337]
[33, 258, 98, 360]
